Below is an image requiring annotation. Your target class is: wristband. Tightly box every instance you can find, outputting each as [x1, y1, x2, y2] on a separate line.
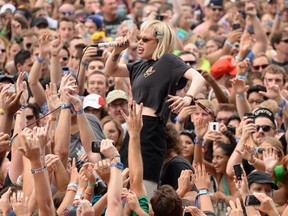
[235, 75, 245, 79]
[194, 137, 203, 144]
[111, 155, 120, 161]
[68, 183, 78, 189]
[195, 189, 209, 207]
[81, 62, 89, 68]
[85, 192, 93, 196]
[74, 193, 83, 200]
[61, 103, 73, 109]
[175, 115, 184, 125]
[31, 166, 47, 174]
[245, 26, 254, 33]
[75, 109, 84, 115]
[225, 40, 233, 47]
[122, 53, 129, 60]
[21, 104, 28, 109]
[37, 57, 45, 63]
[0, 109, 4, 115]
[235, 56, 244, 61]
[111, 162, 124, 170]
[88, 183, 97, 187]
[278, 98, 286, 109]
[236, 93, 244, 100]
[82, 34, 90, 39]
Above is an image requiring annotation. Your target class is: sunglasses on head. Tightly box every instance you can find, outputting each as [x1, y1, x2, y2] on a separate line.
[136, 35, 158, 43]
[211, 7, 223, 12]
[184, 60, 196, 66]
[252, 64, 269, 71]
[255, 147, 280, 154]
[256, 125, 273, 132]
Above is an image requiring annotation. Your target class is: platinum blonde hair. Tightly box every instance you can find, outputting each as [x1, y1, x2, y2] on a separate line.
[140, 20, 176, 60]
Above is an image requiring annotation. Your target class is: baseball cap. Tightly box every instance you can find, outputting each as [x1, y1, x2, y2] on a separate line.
[32, 17, 48, 28]
[0, 4, 16, 15]
[83, 94, 105, 109]
[254, 107, 276, 127]
[210, 56, 237, 79]
[86, 15, 103, 29]
[0, 71, 14, 84]
[205, 0, 223, 7]
[247, 171, 278, 190]
[106, 90, 128, 105]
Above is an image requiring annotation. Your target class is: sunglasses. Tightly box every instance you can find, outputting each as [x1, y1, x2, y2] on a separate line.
[26, 115, 35, 120]
[62, 11, 74, 16]
[0, 49, 5, 53]
[136, 35, 158, 43]
[211, 7, 223, 12]
[255, 147, 280, 154]
[256, 125, 273, 132]
[26, 43, 32, 49]
[281, 39, 288, 43]
[252, 64, 269, 71]
[227, 125, 236, 135]
[184, 61, 196, 66]
[62, 57, 69, 61]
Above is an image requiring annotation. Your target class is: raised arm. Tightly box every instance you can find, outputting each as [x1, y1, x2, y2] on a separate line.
[28, 32, 50, 107]
[50, 35, 63, 85]
[104, 37, 130, 77]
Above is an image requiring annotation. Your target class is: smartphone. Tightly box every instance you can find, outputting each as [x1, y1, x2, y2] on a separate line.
[91, 141, 101, 153]
[244, 112, 255, 123]
[209, 122, 219, 131]
[233, 164, 243, 180]
[96, 49, 104, 57]
[245, 195, 261, 206]
[232, 23, 241, 30]
[285, 0, 288, 8]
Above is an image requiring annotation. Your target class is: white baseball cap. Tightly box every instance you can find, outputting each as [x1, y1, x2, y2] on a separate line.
[0, 4, 16, 15]
[83, 94, 105, 109]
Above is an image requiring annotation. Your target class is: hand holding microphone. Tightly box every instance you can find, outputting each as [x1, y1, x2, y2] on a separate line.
[91, 36, 129, 51]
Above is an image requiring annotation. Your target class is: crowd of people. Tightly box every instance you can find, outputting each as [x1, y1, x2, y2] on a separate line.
[0, 0, 288, 215]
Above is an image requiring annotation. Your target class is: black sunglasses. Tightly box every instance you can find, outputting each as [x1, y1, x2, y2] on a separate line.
[62, 57, 69, 61]
[211, 7, 223, 12]
[26, 115, 35, 120]
[136, 35, 158, 43]
[281, 39, 288, 43]
[184, 61, 196, 66]
[253, 64, 269, 71]
[256, 125, 273, 132]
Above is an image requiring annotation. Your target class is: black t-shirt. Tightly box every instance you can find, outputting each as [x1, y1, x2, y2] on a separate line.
[103, 16, 127, 39]
[159, 156, 196, 191]
[127, 53, 189, 124]
[271, 59, 288, 72]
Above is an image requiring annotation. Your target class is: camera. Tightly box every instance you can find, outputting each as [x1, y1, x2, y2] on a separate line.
[245, 195, 261, 206]
[92, 141, 101, 153]
[209, 122, 219, 131]
[244, 112, 255, 123]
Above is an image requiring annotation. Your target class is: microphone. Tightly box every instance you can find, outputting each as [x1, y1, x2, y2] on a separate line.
[91, 41, 128, 48]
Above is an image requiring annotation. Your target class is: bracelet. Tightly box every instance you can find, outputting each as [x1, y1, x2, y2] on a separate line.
[37, 57, 45, 63]
[83, 34, 90, 39]
[0, 109, 4, 115]
[31, 166, 47, 174]
[75, 109, 84, 115]
[67, 187, 77, 192]
[111, 162, 124, 170]
[61, 103, 73, 109]
[121, 53, 129, 60]
[278, 98, 286, 109]
[236, 93, 244, 100]
[85, 192, 93, 196]
[81, 62, 89, 68]
[198, 188, 209, 192]
[194, 137, 203, 145]
[74, 193, 83, 200]
[235, 75, 245, 79]
[111, 155, 120, 161]
[248, 157, 257, 166]
[88, 183, 97, 187]
[225, 40, 233, 47]
[245, 26, 254, 33]
[21, 104, 28, 109]
[175, 115, 184, 125]
[68, 183, 78, 189]
[235, 56, 244, 61]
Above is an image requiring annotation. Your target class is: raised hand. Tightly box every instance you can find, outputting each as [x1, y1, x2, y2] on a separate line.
[193, 163, 210, 191]
[0, 188, 12, 215]
[0, 132, 10, 153]
[3, 88, 23, 117]
[16, 71, 28, 105]
[76, 199, 94, 216]
[39, 32, 52, 57]
[45, 154, 60, 173]
[10, 191, 29, 216]
[176, 170, 194, 197]
[233, 165, 250, 198]
[184, 206, 206, 216]
[167, 95, 191, 113]
[236, 58, 250, 75]
[18, 132, 41, 162]
[227, 29, 242, 44]
[230, 78, 249, 94]
[259, 84, 282, 103]
[45, 82, 61, 112]
[94, 159, 111, 185]
[226, 198, 244, 216]
[0, 84, 12, 109]
[100, 139, 119, 160]
[263, 147, 279, 175]
[33, 121, 51, 150]
[50, 34, 63, 57]
[121, 100, 143, 137]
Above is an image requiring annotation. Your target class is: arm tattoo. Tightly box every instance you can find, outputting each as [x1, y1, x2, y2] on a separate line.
[113, 54, 120, 62]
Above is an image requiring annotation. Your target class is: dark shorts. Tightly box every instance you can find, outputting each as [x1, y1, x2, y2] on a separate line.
[120, 115, 166, 182]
